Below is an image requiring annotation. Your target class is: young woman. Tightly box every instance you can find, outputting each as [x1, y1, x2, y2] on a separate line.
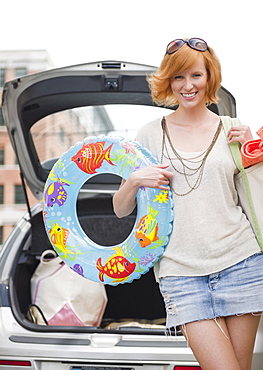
[113, 38, 263, 370]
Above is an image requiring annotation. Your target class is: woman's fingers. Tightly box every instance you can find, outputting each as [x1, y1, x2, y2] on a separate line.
[227, 125, 253, 145]
[131, 164, 173, 190]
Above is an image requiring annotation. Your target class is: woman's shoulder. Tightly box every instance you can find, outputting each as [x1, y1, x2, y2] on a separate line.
[135, 117, 163, 154]
[136, 117, 163, 139]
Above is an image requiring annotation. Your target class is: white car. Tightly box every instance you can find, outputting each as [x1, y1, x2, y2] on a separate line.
[1, 60, 262, 369]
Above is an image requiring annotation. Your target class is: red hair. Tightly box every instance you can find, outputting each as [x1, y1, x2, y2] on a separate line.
[147, 43, 222, 107]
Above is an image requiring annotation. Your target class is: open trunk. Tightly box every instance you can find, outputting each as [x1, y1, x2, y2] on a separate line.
[10, 195, 168, 335]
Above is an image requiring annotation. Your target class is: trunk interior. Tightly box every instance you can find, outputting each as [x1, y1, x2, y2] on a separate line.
[11, 195, 167, 334]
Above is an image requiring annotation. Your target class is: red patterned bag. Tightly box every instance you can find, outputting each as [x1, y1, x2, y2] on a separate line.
[241, 126, 263, 168]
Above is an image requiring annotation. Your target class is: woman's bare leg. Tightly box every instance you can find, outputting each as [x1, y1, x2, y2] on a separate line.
[225, 313, 261, 370]
[181, 314, 261, 370]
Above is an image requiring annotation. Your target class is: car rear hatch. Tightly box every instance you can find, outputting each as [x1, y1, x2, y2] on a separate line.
[1, 60, 236, 200]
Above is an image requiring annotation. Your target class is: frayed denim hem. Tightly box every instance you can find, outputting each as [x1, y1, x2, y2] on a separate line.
[165, 312, 262, 345]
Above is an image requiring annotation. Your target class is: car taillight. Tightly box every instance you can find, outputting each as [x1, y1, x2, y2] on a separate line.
[174, 367, 202, 370]
[0, 360, 31, 366]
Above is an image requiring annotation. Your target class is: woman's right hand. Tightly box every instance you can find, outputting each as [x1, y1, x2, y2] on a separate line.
[113, 164, 173, 218]
[129, 164, 173, 190]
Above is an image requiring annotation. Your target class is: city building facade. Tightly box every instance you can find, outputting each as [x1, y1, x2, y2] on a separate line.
[0, 50, 113, 246]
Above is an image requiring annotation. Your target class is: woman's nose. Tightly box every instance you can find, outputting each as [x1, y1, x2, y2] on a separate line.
[184, 77, 193, 90]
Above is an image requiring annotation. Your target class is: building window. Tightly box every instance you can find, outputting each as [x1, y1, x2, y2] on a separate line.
[0, 149, 4, 165]
[0, 109, 4, 126]
[0, 226, 2, 245]
[0, 185, 3, 204]
[0, 69, 5, 87]
[15, 68, 27, 78]
[14, 185, 26, 204]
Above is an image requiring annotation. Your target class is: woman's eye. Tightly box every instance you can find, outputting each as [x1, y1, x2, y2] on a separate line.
[174, 75, 183, 80]
[193, 73, 202, 78]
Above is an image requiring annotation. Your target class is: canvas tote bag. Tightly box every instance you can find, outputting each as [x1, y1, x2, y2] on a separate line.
[30, 249, 108, 326]
[221, 116, 263, 252]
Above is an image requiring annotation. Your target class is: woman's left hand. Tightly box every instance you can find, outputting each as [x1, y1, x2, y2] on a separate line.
[227, 125, 253, 145]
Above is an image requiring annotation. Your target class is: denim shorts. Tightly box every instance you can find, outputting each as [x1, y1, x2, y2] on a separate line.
[159, 253, 263, 328]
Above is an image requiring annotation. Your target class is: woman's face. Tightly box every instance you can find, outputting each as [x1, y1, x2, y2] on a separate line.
[170, 56, 208, 109]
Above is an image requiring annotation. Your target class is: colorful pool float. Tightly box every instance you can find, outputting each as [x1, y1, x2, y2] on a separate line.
[43, 136, 173, 286]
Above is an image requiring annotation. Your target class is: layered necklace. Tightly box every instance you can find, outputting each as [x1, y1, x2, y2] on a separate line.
[161, 117, 222, 196]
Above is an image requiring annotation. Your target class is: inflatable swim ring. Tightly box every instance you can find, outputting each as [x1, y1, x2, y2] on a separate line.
[43, 136, 173, 286]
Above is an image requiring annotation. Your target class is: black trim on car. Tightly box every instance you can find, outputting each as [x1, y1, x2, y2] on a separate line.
[0, 284, 10, 307]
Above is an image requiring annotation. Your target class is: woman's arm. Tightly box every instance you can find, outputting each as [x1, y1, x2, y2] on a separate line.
[113, 164, 173, 218]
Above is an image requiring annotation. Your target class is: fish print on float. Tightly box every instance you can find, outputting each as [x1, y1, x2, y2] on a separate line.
[96, 247, 136, 283]
[71, 140, 115, 174]
[48, 222, 71, 253]
[44, 178, 70, 207]
[136, 205, 159, 248]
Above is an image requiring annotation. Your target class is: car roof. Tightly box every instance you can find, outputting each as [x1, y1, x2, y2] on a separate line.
[1, 60, 236, 200]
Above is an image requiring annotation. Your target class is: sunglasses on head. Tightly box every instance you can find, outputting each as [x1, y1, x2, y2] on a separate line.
[166, 38, 208, 55]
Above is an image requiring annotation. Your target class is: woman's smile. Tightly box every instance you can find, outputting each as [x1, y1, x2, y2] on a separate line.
[181, 92, 198, 99]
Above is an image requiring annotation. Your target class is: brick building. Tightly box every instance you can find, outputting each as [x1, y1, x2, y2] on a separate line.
[0, 50, 113, 246]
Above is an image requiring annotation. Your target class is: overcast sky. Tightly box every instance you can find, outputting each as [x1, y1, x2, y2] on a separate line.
[2, 0, 262, 134]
